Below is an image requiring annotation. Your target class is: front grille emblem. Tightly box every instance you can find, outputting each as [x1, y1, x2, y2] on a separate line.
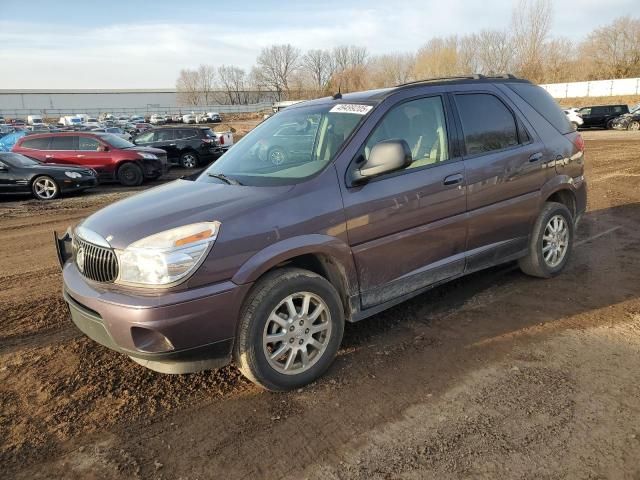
[76, 246, 85, 273]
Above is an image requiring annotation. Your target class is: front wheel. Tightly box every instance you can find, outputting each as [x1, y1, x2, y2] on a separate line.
[234, 268, 344, 391]
[32, 175, 59, 200]
[519, 202, 574, 278]
[628, 120, 640, 131]
[117, 162, 143, 186]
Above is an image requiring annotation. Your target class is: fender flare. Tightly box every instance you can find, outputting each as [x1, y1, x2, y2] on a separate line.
[231, 234, 359, 297]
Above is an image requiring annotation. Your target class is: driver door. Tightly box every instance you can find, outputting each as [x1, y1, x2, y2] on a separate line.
[341, 95, 467, 309]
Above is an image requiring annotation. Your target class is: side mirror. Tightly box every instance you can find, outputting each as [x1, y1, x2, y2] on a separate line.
[352, 139, 412, 184]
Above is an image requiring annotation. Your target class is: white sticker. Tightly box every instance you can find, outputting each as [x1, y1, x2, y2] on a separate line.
[329, 104, 373, 115]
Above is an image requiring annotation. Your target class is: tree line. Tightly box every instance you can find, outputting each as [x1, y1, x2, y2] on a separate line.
[176, 0, 640, 106]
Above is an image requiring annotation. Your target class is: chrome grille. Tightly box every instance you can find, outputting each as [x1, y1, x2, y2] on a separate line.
[74, 236, 119, 283]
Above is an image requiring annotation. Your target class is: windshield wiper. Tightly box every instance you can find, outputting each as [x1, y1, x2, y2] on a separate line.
[207, 172, 242, 185]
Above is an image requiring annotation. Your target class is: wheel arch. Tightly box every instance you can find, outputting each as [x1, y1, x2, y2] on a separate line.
[232, 235, 359, 320]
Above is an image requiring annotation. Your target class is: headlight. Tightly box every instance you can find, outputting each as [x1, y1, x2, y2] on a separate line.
[116, 221, 220, 286]
[65, 171, 82, 179]
[138, 152, 158, 160]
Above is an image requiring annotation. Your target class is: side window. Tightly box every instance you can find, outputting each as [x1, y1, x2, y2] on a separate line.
[579, 107, 592, 116]
[455, 93, 518, 155]
[177, 129, 195, 139]
[50, 136, 77, 150]
[135, 131, 154, 143]
[21, 137, 50, 150]
[592, 107, 606, 115]
[612, 106, 625, 114]
[156, 129, 175, 142]
[78, 137, 100, 151]
[363, 96, 449, 169]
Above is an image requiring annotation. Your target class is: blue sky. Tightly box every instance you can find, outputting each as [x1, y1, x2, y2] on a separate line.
[0, 0, 636, 89]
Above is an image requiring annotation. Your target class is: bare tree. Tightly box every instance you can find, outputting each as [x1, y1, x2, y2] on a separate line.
[176, 68, 202, 106]
[543, 38, 577, 82]
[330, 45, 369, 92]
[218, 65, 247, 104]
[413, 36, 461, 79]
[256, 44, 302, 99]
[197, 65, 217, 105]
[580, 16, 640, 79]
[302, 49, 334, 92]
[511, 0, 553, 82]
[369, 53, 416, 87]
[474, 30, 514, 75]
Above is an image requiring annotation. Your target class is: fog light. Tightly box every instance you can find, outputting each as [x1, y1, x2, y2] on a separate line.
[131, 326, 174, 353]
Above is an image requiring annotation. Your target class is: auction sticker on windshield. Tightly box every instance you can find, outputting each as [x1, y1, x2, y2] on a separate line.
[329, 104, 373, 115]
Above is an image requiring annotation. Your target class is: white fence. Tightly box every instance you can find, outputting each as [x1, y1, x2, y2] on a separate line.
[540, 78, 640, 98]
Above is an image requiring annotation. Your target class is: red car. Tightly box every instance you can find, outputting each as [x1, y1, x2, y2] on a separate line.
[13, 131, 168, 186]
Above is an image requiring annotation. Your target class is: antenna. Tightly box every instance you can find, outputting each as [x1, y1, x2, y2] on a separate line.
[333, 84, 342, 100]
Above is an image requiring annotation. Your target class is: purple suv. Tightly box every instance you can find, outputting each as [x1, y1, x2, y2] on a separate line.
[56, 75, 587, 391]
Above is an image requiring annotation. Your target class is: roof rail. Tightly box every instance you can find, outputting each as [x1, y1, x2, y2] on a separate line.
[395, 73, 518, 88]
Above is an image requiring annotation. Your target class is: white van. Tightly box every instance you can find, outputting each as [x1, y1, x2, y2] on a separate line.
[27, 115, 44, 125]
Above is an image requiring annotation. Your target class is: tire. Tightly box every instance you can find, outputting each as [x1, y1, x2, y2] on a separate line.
[628, 121, 640, 131]
[267, 147, 287, 166]
[571, 121, 579, 131]
[606, 119, 615, 130]
[519, 202, 574, 278]
[117, 162, 143, 187]
[179, 151, 199, 168]
[234, 268, 344, 391]
[31, 175, 59, 200]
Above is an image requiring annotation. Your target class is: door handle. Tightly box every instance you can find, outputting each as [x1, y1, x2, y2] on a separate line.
[443, 173, 463, 186]
[528, 152, 544, 162]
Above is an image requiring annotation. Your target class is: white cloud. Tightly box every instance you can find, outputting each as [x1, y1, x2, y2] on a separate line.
[0, 0, 636, 88]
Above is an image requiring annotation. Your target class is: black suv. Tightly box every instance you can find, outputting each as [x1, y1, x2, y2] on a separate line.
[133, 126, 221, 168]
[577, 104, 629, 129]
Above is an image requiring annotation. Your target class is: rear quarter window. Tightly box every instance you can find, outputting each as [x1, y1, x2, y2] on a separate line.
[507, 83, 573, 135]
[21, 137, 50, 150]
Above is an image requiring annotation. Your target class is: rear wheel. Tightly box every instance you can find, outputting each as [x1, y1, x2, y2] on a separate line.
[519, 202, 573, 278]
[32, 176, 59, 200]
[117, 162, 143, 186]
[606, 119, 615, 129]
[179, 152, 199, 168]
[234, 268, 344, 391]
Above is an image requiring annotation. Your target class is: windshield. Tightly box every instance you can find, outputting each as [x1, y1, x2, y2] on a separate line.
[197, 103, 367, 186]
[102, 134, 135, 148]
[630, 103, 640, 114]
[1, 153, 40, 167]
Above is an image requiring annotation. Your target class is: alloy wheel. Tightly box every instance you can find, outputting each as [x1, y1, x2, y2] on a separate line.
[262, 292, 332, 375]
[33, 177, 57, 199]
[542, 214, 569, 268]
[629, 121, 640, 131]
[182, 154, 197, 168]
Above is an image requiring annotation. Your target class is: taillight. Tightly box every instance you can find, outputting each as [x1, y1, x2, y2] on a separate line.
[219, 136, 224, 145]
[574, 133, 585, 152]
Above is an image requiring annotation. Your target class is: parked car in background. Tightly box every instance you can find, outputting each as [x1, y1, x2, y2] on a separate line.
[91, 126, 132, 141]
[564, 109, 583, 131]
[99, 114, 115, 122]
[577, 104, 629, 129]
[13, 132, 167, 186]
[116, 116, 130, 125]
[196, 112, 222, 124]
[55, 75, 586, 391]
[611, 103, 640, 131]
[0, 152, 97, 200]
[150, 114, 166, 125]
[84, 118, 101, 128]
[0, 116, 6, 125]
[170, 114, 183, 123]
[133, 123, 153, 134]
[130, 115, 144, 124]
[182, 114, 196, 124]
[59, 116, 83, 128]
[133, 126, 223, 168]
[27, 115, 44, 126]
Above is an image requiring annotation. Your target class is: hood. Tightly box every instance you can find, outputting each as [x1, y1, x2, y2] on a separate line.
[80, 178, 293, 249]
[125, 145, 166, 155]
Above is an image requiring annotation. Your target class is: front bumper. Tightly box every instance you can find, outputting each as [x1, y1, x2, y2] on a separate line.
[60, 176, 98, 192]
[56, 233, 251, 374]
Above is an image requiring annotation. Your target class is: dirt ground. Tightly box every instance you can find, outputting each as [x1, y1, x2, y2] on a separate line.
[1, 130, 640, 479]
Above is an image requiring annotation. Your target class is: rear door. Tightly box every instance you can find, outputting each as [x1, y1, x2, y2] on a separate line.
[156, 129, 179, 161]
[76, 135, 111, 170]
[341, 95, 467, 309]
[451, 89, 548, 269]
[46, 136, 78, 165]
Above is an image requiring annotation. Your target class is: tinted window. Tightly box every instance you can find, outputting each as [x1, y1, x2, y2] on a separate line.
[50, 136, 77, 150]
[455, 94, 518, 155]
[156, 129, 176, 141]
[101, 134, 135, 149]
[21, 137, 50, 150]
[507, 83, 573, 134]
[176, 129, 195, 139]
[579, 107, 592, 116]
[612, 105, 626, 114]
[364, 96, 449, 169]
[78, 137, 101, 151]
[135, 131, 155, 143]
